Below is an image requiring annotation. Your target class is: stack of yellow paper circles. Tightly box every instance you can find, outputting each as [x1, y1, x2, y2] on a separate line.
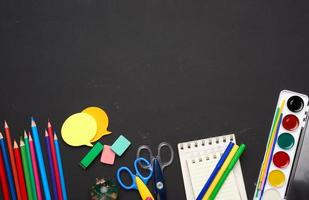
[61, 107, 111, 147]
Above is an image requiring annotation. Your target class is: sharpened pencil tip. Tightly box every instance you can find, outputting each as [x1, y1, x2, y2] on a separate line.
[54, 133, 58, 140]
[0, 132, 3, 139]
[13, 140, 18, 148]
[45, 130, 49, 137]
[4, 120, 8, 128]
[24, 131, 28, 138]
[29, 134, 32, 141]
[31, 117, 36, 127]
[20, 139, 24, 146]
[48, 121, 51, 128]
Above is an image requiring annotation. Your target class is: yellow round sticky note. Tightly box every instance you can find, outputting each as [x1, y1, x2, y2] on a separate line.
[61, 113, 97, 147]
[82, 107, 111, 142]
[268, 170, 285, 187]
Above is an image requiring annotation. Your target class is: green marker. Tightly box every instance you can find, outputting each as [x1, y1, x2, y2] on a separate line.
[209, 144, 246, 200]
[80, 142, 104, 169]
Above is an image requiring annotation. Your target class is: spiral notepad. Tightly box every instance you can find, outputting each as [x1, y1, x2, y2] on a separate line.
[178, 134, 247, 200]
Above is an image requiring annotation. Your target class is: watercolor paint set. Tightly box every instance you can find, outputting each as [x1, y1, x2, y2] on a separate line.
[254, 90, 309, 200]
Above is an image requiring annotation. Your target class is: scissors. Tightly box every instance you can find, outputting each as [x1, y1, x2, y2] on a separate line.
[136, 142, 174, 200]
[117, 157, 154, 200]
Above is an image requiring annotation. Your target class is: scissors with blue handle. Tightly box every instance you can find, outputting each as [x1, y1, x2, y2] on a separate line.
[117, 157, 154, 200]
[137, 142, 174, 200]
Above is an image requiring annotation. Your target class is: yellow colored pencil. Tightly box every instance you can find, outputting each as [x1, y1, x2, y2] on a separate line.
[257, 100, 285, 194]
[202, 145, 239, 200]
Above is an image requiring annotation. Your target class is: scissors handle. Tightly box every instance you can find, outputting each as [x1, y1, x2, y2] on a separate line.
[137, 145, 154, 169]
[117, 166, 137, 190]
[116, 157, 153, 191]
[157, 142, 174, 170]
[134, 157, 153, 183]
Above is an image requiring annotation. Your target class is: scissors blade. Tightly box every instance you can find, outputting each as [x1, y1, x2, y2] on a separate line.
[135, 176, 154, 200]
[153, 159, 167, 200]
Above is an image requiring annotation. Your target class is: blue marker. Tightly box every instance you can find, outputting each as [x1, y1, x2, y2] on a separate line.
[31, 117, 51, 200]
[196, 142, 234, 200]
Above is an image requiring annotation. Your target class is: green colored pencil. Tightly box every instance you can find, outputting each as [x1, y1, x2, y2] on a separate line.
[209, 144, 246, 200]
[20, 139, 33, 200]
[24, 132, 38, 200]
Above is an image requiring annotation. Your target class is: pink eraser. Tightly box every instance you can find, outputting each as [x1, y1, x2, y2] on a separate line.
[100, 145, 115, 165]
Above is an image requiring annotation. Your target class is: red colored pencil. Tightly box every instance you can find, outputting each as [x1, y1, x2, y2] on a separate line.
[47, 121, 63, 200]
[0, 144, 10, 200]
[4, 121, 22, 200]
[13, 141, 28, 200]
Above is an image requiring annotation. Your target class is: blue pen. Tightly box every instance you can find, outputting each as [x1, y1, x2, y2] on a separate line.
[196, 142, 234, 200]
[54, 132, 68, 200]
[0, 132, 17, 200]
[31, 117, 51, 200]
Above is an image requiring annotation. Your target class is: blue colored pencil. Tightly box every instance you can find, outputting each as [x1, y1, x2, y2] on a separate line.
[0, 132, 17, 200]
[196, 142, 234, 200]
[54, 132, 68, 200]
[44, 130, 58, 200]
[31, 117, 51, 200]
[259, 114, 283, 200]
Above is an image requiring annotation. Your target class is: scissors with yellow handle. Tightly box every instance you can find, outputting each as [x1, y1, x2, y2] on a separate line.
[117, 157, 154, 200]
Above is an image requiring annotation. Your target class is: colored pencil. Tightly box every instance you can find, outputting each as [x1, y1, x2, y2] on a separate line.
[259, 114, 283, 200]
[0, 144, 10, 200]
[4, 121, 22, 200]
[209, 144, 246, 200]
[256, 100, 285, 198]
[202, 145, 239, 200]
[20, 139, 33, 200]
[54, 133, 68, 200]
[254, 107, 280, 197]
[24, 132, 38, 200]
[196, 142, 234, 200]
[0, 132, 17, 200]
[45, 130, 58, 200]
[29, 133, 43, 200]
[31, 117, 51, 200]
[13, 141, 28, 200]
[48, 121, 63, 200]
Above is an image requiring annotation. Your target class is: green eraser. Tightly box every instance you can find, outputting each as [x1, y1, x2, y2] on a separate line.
[80, 142, 104, 169]
[111, 135, 131, 156]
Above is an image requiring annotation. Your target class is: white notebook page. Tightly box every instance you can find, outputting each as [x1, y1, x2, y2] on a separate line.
[177, 134, 247, 200]
[187, 153, 241, 200]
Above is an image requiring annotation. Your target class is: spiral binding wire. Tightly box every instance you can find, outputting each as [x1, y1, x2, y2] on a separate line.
[178, 134, 234, 150]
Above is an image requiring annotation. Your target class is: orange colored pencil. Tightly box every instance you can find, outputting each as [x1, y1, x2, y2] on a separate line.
[4, 121, 22, 200]
[47, 121, 63, 200]
[13, 141, 28, 200]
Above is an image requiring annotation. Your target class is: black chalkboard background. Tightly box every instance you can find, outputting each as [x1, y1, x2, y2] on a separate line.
[1, 0, 309, 199]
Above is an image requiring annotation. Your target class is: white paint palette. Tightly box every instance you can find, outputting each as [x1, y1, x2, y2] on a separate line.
[254, 90, 309, 200]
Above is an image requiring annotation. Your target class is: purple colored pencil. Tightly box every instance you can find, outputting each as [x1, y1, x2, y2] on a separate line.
[44, 131, 58, 200]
